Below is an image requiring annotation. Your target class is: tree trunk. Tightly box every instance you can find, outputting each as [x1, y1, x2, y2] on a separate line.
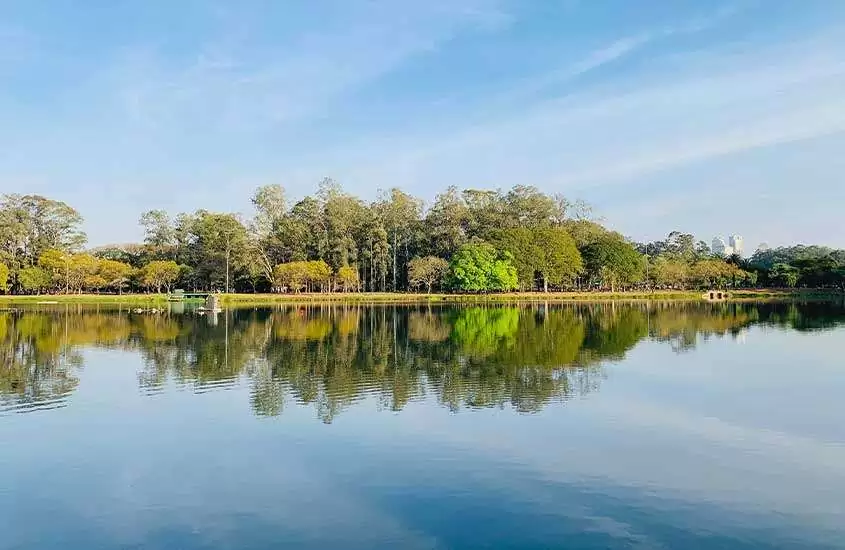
[225, 246, 230, 294]
[392, 229, 397, 291]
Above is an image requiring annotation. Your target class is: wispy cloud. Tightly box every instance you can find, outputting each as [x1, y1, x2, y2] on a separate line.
[4, 0, 844, 247]
[325, 28, 845, 199]
[111, 0, 510, 132]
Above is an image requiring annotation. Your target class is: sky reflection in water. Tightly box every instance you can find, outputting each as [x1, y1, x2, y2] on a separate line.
[1, 301, 844, 549]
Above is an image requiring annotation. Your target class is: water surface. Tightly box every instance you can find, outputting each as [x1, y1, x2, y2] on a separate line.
[2, 301, 845, 549]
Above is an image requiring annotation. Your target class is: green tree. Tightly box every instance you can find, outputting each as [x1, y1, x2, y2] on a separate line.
[38, 249, 70, 292]
[18, 267, 51, 294]
[0, 194, 86, 269]
[306, 260, 333, 292]
[492, 228, 540, 290]
[564, 219, 612, 249]
[142, 260, 181, 293]
[139, 209, 174, 252]
[369, 224, 390, 291]
[249, 184, 288, 283]
[241, 244, 269, 292]
[67, 254, 99, 292]
[582, 237, 645, 291]
[651, 257, 689, 289]
[97, 259, 133, 294]
[287, 196, 327, 261]
[376, 188, 423, 290]
[424, 186, 469, 258]
[492, 226, 582, 291]
[769, 263, 800, 288]
[323, 188, 366, 271]
[273, 262, 308, 293]
[336, 265, 359, 292]
[408, 256, 449, 293]
[449, 241, 518, 292]
[534, 227, 582, 291]
[251, 184, 286, 237]
[0, 262, 8, 293]
[502, 185, 558, 228]
[462, 189, 506, 239]
[190, 212, 248, 292]
[689, 259, 747, 289]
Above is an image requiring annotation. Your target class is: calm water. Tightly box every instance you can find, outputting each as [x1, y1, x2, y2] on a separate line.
[2, 301, 845, 549]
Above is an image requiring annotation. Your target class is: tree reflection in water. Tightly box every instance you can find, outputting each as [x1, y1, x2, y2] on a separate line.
[1, 301, 844, 420]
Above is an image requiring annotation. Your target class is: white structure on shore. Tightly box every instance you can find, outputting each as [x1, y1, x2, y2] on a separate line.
[712, 234, 744, 257]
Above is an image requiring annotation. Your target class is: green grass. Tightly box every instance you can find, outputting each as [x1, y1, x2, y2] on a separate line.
[217, 291, 707, 304]
[1, 288, 836, 306]
[0, 293, 169, 305]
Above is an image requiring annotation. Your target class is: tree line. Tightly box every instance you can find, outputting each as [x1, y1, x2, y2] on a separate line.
[1, 185, 843, 295]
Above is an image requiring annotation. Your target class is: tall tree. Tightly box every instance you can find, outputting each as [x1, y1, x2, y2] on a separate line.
[287, 196, 327, 261]
[0, 194, 86, 270]
[323, 188, 365, 270]
[139, 210, 175, 252]
[250, 184, 287, 281]
[534, 227, 583, 291]
[376, 188, 423, 291]
[462, 189, 505, 239]
[251, 184, 286, 238]
[424, 186, 469, 258]
[493, 227, 582, 291]
[190, 212, 248, 292]
[502, 185, 558, 228]
[491, 228, 541, 290]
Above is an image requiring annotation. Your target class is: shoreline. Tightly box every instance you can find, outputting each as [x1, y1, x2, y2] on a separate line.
[0, 289, 840, 306]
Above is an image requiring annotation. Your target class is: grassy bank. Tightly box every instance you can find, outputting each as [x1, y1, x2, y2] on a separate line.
[218, 291, 707, 304]
[0, 289, 838, 306]
[0, 294, 169, 305]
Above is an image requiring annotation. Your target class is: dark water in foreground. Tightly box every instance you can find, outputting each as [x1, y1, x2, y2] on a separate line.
[2, 301, 845, 549]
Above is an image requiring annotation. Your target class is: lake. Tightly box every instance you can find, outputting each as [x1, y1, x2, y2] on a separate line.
[2, 301, 845, 549]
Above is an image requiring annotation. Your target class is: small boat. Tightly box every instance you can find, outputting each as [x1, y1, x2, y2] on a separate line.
[36, 300, 59, 304]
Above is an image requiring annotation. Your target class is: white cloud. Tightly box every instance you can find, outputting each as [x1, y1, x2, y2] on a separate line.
[324, 29, 845, 200]
[111, 0, 510, 132]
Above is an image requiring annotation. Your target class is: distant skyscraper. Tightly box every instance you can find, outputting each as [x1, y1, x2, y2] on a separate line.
[729, 235, 744, 256]
[712, 236, 728, 256]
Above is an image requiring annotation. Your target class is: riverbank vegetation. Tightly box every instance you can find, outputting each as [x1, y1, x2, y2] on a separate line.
[1, 186, 844, 297]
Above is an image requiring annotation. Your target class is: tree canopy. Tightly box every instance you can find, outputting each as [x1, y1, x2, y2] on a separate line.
[1, 186, 843, 295]
[582, 236, 645, 291]
[449, 241, 519, 292]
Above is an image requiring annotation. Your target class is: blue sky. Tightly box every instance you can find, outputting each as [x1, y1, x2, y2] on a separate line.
[2, 0, 844, 249]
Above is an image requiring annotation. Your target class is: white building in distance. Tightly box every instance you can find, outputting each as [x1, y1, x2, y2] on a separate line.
[729, 235, 744, 256]
[712, 234, 743, 257]
[712, 237, 731, 256]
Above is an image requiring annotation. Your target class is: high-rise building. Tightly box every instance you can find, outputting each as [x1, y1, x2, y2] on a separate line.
[712, 236, 727, 256]
[729, 235, 744, 256]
